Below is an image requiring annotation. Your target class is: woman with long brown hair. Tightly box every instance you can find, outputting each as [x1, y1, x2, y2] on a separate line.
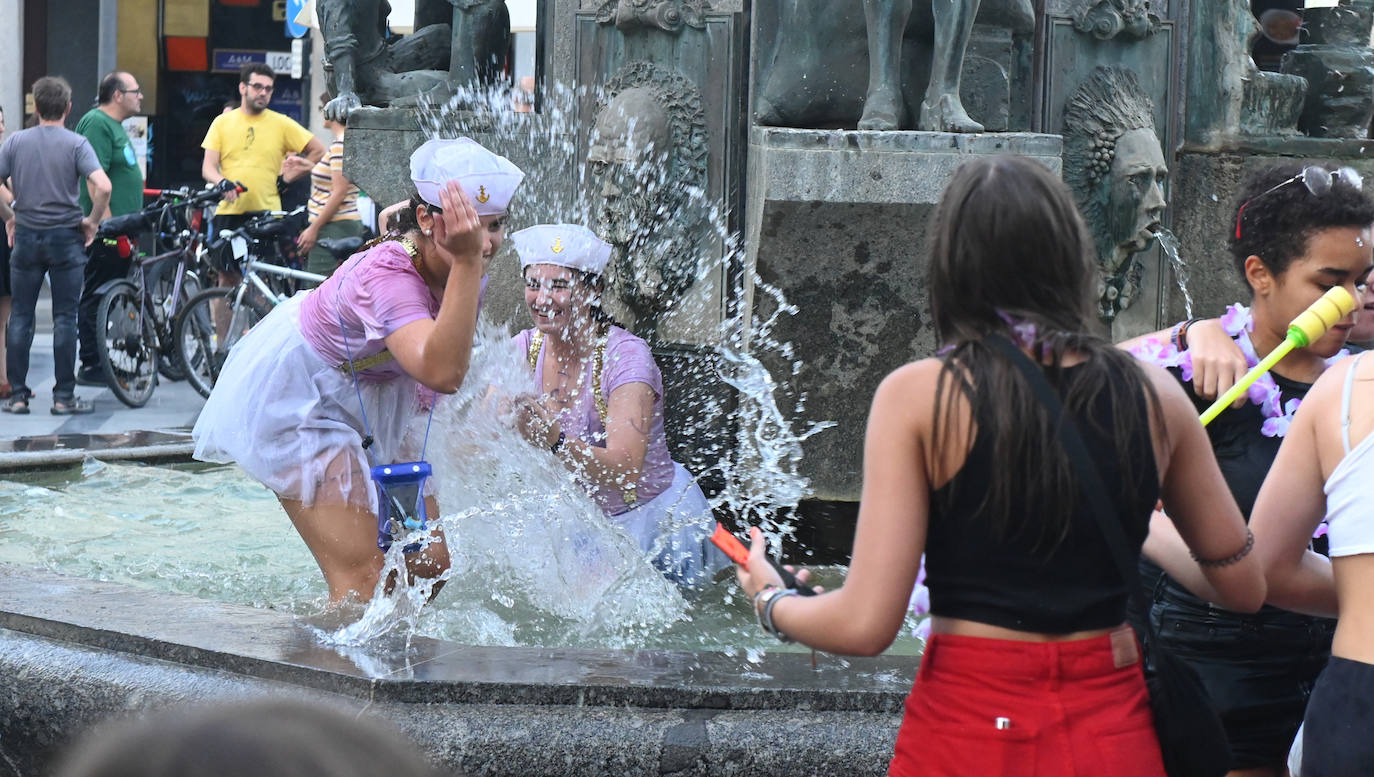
[735, 154, 1265, 776]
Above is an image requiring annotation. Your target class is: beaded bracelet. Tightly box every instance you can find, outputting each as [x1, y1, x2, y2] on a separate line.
[1191, 528, 1254, 568]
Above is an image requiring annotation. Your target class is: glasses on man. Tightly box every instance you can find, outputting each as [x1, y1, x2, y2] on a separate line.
[119, 88, 143, 96]
[246, 83, 275, 94]
[1234, 165, 1364, 240]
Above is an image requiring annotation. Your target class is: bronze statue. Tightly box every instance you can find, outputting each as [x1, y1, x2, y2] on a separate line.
[416, 0, 511, 87]
[586, 63, 709, 331]
[1063, 66, 1168, 322]
[319, 0, 511, 121]
[757, 0, 1034, 131]
[317, 0, 452, 121]
[861, 0, 987, 131]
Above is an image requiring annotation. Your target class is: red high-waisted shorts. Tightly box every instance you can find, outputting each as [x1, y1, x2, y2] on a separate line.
[889, 629, 1166, 777]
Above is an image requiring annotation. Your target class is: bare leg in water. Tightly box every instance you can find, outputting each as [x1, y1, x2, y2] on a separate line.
[278, 453, 450, 603]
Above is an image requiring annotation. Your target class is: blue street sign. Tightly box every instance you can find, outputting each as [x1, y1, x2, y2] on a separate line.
[286, 0, 308, 39]
[213, 49, 266, 73]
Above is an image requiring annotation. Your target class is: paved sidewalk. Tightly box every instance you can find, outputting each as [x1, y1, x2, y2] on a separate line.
[2, 282, 206, 442]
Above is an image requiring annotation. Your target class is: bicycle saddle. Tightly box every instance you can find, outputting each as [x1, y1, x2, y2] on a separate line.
[318, 236, 365, 260]
[98, 212, 151, 238]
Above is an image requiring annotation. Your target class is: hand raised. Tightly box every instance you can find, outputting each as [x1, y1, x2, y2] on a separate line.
[1187, 320, 1248, 406]
[430, 180, 484, 270]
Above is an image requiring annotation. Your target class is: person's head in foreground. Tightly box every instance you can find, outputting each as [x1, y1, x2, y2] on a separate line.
[1229, 162, 1374, 359]
[927, 154, 1161, 546]
[514, 223, 617, 339]
[398, 137, 524, 271]
[53, 698, 442, 777]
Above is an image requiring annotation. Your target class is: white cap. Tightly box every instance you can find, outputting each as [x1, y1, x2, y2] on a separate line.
[409, 137, 524, 216]
[512, 224, 613, 275]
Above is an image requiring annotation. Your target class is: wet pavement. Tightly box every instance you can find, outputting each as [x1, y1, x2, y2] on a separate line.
[1, 283, 204, 447]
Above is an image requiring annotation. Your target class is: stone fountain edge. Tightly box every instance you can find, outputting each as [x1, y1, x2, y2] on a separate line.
[0, 567, 910, 777]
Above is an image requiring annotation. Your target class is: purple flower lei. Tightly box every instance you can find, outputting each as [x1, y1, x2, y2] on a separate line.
[908, 555, 931, 641]
[1127, 303, 1349, 439]
[936, 311, 1048, 358]
[1129, 304, 1349, 540]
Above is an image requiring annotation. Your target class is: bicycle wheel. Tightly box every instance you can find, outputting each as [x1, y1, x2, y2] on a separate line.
[96, 283, 158, 408]
[175, 286, 268, 399]
[154, 267, 203, 382]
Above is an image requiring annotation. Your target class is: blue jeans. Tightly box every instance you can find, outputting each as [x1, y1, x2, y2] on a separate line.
[7, 225, 88, 400]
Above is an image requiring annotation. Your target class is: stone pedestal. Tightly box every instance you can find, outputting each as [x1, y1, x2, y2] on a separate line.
[1164, 139, 1374, 325]
[744, 128, 1062, 502]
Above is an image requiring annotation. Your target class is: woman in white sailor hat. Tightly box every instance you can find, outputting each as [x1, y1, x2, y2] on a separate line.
[509, 223, 730, 589]
[193, 137, 524, 604]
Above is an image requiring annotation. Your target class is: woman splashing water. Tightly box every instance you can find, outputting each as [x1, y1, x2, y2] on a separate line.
[508, 224, 729, 590]
[734, 155, 1265, 776]
[193, 138, 523, 604]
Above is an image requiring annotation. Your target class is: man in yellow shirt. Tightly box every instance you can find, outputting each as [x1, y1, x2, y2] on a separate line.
[202, 63, 324, 287]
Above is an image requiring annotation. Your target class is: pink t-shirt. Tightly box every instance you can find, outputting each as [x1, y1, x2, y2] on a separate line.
[513, 326, 676, 515]
[298, 241, 439, 382]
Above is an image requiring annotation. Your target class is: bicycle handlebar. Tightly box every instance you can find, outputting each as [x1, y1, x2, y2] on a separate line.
[103, 182, 250, 238]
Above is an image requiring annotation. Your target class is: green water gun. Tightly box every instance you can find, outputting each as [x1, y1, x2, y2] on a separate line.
[1199, 286, 1358, 427]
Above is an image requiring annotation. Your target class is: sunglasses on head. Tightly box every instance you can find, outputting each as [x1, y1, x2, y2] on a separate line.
[1234, 165, 1364, 240]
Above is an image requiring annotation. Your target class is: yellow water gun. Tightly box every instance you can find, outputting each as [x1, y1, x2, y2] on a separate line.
[1199, 286, 1358, 426]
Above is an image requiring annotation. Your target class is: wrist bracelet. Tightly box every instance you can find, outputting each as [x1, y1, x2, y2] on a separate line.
[762, 588, 799, 643]
[550, 430, 566, 454]
[754, 585, 781, 622]
[1191, 528, 1254, 567]
[1174, 317, 1204, 351]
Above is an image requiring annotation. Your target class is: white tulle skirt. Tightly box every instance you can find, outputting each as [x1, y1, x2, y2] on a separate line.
[615, 462, 732, 589]
[192, 293, 429, 512]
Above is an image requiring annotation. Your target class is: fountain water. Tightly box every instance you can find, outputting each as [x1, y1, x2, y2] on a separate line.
[320, 81, 844, 647]
[0, 82, 884, 657]
[1154, 226, 1195, 320]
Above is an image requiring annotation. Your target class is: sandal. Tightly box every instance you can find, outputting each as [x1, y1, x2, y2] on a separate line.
[2, 395, 29, 414]
[51, 396, 94, 415]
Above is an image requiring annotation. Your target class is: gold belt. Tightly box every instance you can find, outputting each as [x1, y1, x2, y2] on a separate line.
[339, 349, 396, 376]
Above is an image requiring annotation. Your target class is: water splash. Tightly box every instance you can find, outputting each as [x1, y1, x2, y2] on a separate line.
[1155, 227, 1194, 319]
[318, 81, 836, 645]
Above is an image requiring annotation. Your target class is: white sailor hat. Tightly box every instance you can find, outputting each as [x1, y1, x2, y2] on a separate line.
[512, 224, 613, 276]
[409, 137, 524, 216]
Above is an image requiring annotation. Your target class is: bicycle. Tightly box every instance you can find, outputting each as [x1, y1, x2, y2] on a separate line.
[93, 181, 241, 407]
[175, 208, 328, 399]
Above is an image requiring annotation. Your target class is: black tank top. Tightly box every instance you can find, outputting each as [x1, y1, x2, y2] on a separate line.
[924, 364, 1160, 634]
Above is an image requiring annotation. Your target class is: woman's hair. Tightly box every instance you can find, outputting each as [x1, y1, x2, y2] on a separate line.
[1228, 162, 1374, 286]
[386, 193, 439, 236]
[574, 270, 625, 330]
[927, 155, 1162, 552]
[53, 699, 441, 777]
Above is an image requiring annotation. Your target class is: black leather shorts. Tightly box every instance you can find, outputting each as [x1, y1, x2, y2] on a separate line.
[1303, 656, 1374, 777]
[1148, 579, 1334, 770]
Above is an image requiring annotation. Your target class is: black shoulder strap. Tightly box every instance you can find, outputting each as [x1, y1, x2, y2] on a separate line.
[984, 335, 1140, 590]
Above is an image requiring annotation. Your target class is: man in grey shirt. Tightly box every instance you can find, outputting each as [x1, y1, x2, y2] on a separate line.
[0, 75, 112, 415]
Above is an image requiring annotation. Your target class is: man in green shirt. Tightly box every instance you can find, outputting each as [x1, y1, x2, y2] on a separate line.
[76, 71, 145, 386]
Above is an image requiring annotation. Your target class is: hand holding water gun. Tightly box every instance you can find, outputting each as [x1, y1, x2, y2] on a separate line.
[1199, 286, 1358, 426]
[713, 524, 820, 596]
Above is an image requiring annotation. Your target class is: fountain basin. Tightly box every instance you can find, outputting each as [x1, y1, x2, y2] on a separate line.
[0, 568, 913, 777]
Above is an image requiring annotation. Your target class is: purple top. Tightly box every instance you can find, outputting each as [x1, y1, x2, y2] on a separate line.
[514, 326, 676, 515]
[298, 241, 439, 382]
